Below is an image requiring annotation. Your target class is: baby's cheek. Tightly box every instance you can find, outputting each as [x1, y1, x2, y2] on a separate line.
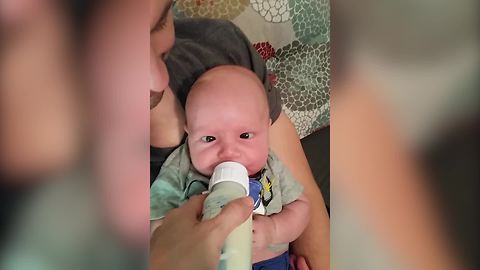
[191, 153, 204, 169]
[190, 148, 214, 175]
[248, 152, 269, 175]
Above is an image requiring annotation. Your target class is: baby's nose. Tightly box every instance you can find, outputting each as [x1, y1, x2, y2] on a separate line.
[217, 144, 241, 161]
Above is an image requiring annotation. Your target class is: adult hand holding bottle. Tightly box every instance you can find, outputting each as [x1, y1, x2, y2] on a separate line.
[150, 194, 254, 270]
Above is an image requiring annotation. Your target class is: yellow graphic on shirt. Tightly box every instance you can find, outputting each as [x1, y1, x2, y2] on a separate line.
[259, 171, 274, 206]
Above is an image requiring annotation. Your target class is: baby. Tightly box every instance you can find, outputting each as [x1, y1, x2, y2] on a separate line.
[150, 65, 309, 269]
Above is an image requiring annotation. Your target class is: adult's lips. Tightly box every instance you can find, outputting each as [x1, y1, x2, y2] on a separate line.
[150, 90, 164, 109]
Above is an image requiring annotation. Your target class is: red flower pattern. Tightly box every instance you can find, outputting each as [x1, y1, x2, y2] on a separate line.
[267, 73, 278, 86]
[253, 42, 276, 61]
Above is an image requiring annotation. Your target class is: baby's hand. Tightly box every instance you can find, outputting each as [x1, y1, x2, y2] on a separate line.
[252, 214, 276, 249]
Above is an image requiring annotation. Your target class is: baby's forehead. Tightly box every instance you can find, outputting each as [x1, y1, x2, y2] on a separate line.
[186, 65, 269, 119]
[199, 66, 262, 86]
[193, 68, 265, 98]
[202, 65, 259, 79]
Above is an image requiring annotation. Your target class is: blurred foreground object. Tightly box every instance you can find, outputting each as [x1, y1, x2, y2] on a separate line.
[0, 0, 83, 182]
[331, 0, 478, 269]
[1, 0, 149, 269]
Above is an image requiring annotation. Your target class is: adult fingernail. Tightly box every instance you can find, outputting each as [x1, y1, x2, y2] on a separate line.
[242, 197, 254, 208]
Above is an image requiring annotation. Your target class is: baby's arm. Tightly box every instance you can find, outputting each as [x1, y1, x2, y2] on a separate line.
[253, 193, 310, 247]
[270, 193, 310, 244]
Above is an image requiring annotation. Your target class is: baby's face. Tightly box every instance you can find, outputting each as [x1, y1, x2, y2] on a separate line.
[186, 68, 270, 176]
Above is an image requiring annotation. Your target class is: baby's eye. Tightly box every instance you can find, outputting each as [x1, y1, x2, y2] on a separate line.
[201, 136, 216, 143]
[240, 132, 254, 139]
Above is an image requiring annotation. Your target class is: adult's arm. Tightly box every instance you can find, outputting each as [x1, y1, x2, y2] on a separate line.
[269, 112, 330, 270]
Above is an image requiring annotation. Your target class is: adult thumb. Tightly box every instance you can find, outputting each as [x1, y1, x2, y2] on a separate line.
[207, 196, 254, 240]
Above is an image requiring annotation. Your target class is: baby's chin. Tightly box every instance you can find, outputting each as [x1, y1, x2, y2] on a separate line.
[246, 160, 268, 177]
[196, 167, 214, 178]
[246, 167, 263, 177]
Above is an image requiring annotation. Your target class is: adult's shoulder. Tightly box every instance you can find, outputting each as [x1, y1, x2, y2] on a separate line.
[174, 18, 245, 42]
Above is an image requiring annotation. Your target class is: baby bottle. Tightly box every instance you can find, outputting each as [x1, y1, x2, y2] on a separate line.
[202, 161, 252, 270]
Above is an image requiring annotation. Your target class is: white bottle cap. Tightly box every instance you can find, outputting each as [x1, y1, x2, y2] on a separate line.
[209, 161, 250, 196]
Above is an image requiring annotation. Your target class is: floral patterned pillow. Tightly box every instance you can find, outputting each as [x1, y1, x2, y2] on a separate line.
[173, 0, 330, 138]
